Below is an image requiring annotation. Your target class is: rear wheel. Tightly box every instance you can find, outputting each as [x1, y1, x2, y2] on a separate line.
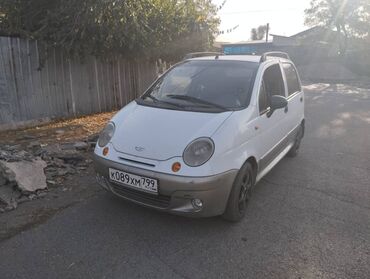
[222, 162, 255, 222]
[287, 124, 303, 157]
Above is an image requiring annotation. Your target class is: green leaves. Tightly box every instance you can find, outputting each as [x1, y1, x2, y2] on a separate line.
[304, 0, 369, 54]
[251, 25, 267, 41]
[304, 0, 369, 38]
[0, 0, 220, 60]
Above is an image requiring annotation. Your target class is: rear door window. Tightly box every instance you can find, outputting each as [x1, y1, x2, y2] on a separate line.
[282, 63, 301, 96]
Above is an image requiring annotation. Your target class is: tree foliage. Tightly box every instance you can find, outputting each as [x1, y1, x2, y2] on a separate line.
[304, 0, 370, 53]
[0, 0, 220, 60]
[250, 25, 267, 40]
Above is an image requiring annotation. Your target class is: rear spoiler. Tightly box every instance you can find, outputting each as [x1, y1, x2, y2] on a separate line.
[260, 52, 290, 63]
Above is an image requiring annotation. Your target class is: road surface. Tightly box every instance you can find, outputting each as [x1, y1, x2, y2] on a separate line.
[0, 83, 369, 278]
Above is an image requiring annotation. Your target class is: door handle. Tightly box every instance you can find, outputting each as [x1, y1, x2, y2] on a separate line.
[284, 106, 288, 113]
[300, 97, 303, 102]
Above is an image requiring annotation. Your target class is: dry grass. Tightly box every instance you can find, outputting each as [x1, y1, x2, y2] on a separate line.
[0, 111, 117, 145]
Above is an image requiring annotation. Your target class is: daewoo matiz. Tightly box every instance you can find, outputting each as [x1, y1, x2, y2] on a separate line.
[94, 52, 305, 221]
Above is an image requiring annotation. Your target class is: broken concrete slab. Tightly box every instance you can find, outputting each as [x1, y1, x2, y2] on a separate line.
[41, 143, 63, 155]
[74, 141, 89, 151]
[0, 175, 6, 186]
[0, 185, 19, 208]
[87, 134, 99, 142]
[60, 143, 76, 151]
[0, 158, 47, 192]
[55, 151, 85, 165]
[87, 134, 99, 148]
[19, 135, 37, 140]
[27, 141, 41, 149]
[0, 148, 34, 162]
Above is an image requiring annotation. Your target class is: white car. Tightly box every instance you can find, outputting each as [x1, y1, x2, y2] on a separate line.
[94, 52, 305, 221]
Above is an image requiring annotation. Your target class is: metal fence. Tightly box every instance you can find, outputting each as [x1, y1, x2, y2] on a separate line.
[0, 37, 158, 130]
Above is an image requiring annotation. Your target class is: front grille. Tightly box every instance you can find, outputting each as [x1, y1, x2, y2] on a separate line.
[118, 157, 156, 167]
[110, 183, 171, 209]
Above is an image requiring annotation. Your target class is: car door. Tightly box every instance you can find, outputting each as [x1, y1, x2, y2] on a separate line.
[254, 63, 289, 171]
[282, 62, 304, 133]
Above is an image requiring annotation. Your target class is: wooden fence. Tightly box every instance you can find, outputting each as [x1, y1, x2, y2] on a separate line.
[0, 36, 158, 130]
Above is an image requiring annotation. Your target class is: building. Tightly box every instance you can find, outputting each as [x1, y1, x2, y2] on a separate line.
[221, 27, 333, 55]
[270, 26, 342, 47]
[222, 41, 273, 55]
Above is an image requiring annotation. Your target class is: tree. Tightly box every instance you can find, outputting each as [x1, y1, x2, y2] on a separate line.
[250, 25, 267, 40]
[0, 0, 220, 60]
[251, 28, 258, 40]
[304, 0, 370, 54]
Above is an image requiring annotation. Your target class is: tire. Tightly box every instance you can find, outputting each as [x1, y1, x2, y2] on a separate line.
[222, 162, 255, 222]
[287, 124, 303, 158]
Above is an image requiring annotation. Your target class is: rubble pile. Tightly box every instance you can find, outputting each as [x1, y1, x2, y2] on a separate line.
[0, 136, 97, 213]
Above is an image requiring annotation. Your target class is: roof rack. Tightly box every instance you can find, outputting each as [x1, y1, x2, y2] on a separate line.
[260, 52, 290, 63]
[183, 52, 223, 60]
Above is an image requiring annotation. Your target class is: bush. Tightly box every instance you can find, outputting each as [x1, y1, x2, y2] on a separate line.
[0, 0, 220, 60]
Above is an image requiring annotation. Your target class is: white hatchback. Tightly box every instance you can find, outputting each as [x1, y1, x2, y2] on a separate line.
[94, 52, 305, 221]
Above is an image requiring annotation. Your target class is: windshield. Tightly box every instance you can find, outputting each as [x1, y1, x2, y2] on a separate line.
[139, 60, 258, 112]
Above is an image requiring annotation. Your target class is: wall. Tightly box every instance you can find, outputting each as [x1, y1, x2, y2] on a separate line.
[0, 37, 158, 130]
[271, 36, 298, 47]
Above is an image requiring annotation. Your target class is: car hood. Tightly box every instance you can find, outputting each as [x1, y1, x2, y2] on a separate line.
[111, 102, 233, 160]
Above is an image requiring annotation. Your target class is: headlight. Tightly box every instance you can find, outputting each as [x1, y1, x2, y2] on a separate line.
[183, 137, 214, 167]
[98, 122, 115, 147]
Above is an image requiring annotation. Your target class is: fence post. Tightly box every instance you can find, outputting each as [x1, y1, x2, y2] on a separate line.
[68, 59, 76, 116]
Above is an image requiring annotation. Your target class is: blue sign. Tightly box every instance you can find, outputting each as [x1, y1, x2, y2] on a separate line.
[223, 46, 257, 55]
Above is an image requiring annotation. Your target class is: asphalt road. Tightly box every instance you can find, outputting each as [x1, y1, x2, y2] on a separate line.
[1, 83, 369, 279]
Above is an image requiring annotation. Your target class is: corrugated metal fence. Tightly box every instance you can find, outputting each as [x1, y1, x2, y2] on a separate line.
[0, 36, 158, 130]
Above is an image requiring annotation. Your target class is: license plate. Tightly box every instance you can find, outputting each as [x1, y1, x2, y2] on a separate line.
[109, 168, 158, 194]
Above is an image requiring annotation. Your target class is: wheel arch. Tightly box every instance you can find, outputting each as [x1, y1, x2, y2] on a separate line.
[246, 156, 258, 181]
[301, 119, 305, 138]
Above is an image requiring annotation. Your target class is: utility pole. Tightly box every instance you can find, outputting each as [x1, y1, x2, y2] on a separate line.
[266, 23, 270, 42]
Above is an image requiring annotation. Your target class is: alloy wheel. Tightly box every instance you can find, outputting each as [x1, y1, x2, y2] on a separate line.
[238, 171, 252, 213]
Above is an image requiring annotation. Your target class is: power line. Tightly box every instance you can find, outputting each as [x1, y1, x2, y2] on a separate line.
[215, 24, 239, 35]
[215, 0, 228, 11]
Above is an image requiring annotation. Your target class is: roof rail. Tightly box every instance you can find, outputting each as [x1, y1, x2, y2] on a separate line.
[260, 52, 290, 63]
[183, 52, 223, 60]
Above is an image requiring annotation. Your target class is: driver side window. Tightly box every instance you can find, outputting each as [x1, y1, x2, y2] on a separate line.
[259, 81, 269, 114]
[258, 63, 285, 114]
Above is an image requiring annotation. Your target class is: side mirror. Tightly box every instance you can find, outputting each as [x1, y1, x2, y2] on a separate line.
[267, 95, 288, 117]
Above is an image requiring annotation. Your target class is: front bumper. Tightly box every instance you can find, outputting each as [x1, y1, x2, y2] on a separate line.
[94, 154, 238, 217]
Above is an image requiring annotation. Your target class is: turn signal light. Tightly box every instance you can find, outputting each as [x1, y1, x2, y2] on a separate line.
[172, 162, 181, 172]
[102, 147, 109, 156]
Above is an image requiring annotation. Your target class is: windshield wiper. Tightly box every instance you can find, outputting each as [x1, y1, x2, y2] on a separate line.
[145, 95, 159, 103]
[165, 94, 228, 111]
[143, 95, 185, 109]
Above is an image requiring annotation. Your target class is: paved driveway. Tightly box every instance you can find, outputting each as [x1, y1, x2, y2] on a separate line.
[0, 83, 369, 279]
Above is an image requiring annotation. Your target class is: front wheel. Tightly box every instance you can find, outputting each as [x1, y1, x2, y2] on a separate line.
[222, 162, 255, 222]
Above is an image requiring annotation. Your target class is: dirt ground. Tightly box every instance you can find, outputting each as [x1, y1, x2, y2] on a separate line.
[0, 111, 116, 146]
[0, 111, 117, 240]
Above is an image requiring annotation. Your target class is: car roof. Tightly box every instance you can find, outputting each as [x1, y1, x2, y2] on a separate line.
[187, 55, 291, 64]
